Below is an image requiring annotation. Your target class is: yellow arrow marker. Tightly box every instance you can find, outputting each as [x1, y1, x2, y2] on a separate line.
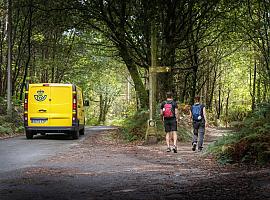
[149, 66, 171, 73]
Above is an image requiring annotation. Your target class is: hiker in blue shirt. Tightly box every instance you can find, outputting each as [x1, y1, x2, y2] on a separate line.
[189, 96, 208, 152]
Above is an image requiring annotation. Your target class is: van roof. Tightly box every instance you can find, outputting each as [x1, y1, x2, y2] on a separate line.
[27, 83, 83, 92]
[29, 83, 74, 87]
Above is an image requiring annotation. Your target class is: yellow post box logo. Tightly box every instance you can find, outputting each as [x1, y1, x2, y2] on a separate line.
[34, 90, 47, 101]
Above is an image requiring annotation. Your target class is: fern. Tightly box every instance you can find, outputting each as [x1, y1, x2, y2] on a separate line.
[207, 103, 270, 165]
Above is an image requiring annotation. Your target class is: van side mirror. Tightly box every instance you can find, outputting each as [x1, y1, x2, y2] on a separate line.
[84, 100, 89, 106]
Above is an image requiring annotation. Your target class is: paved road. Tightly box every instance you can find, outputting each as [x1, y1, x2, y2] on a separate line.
[0, 126, 114, 173]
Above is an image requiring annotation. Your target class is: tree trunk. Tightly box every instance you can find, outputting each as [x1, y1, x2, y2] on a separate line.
[225, 89, 230, 128]
[257, 75, 261, 104]
[207, 66, 218, 111]
[189, 43, 199, 105]
[217, 85, 222, 119]
[180, 72, 190, 103]
[119, 48, 148, 109]
[19, 1, 33, 100]
[7, 0, 12, 115]
[251, 60, 257, 111]
[98, 94, 103, 124]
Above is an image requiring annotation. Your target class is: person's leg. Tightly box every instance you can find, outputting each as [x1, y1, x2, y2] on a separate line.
[198, 125, 205, 151]
[170, 119, 177, 153]
[172, 131, 177, 146]
[166, 132, 171, 148]
[170, 119, 177, 146]
[171, 131, 177, 153]
[192, 122, 199, 151]
[164, 120, 170, 148]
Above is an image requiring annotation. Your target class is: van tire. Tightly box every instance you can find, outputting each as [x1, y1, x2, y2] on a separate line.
[72, 130, 79, 139]
[79, 128, 85, 135]
[26, 131, 33, 139]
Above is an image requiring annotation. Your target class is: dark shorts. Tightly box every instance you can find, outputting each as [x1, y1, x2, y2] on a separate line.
[164, 118, 177, 133]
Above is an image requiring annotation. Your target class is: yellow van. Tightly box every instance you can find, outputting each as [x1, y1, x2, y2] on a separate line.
[23, 83, 89, 139]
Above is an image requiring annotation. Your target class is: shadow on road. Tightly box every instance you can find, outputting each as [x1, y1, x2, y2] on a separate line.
[32, 134, 74, 140]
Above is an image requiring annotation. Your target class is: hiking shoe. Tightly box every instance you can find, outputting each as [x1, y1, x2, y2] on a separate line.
[198, 147, 203, 152]
[192, 143, 197, 151]
[166, 147, 171, 152]
[172, 145, 177, 153]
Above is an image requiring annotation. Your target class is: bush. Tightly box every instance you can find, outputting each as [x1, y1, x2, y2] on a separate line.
[119, 108, 192, 143]
[119, 110, 149, 142]
[0, 101, 24, 136]
[227, 104, 250, 122]
[0, 122, 14, 134]
[207, 103, 270, 165]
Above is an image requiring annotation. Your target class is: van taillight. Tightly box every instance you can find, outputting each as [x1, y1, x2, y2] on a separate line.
[24, 92, 28, 125]
[72, 93, 77, 121]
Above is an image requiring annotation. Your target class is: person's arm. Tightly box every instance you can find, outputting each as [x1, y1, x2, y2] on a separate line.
[160, 108, 164, 121]
[189, 106, 193, 123]
[175, 107, 179, 123]
[160, 102, 164, 121]
[203, 106, 208, 126]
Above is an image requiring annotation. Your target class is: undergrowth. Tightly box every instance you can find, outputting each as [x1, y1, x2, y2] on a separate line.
[119, 109, 192, 142]
[207, 103, 270, 165]
[0, 98, 24, 137]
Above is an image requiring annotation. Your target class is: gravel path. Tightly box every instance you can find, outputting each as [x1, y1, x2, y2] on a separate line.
[0, 127, 269, 200]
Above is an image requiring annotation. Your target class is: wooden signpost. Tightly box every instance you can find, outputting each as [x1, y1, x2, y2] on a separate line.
[145, 24, 171, 144]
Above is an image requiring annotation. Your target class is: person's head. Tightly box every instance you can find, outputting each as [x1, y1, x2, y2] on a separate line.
[194, 95, 200, 103]
[166, 92, 173, 99]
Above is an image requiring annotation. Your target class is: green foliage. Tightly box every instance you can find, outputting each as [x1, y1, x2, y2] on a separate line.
[15, 126, 25, 133]
[177, 126, 193, 142]
[155, 118, 192, 142]
[207, 103, 270, 165]
[118, 108, 192, 143]
[0, 123, 13, 135]
[1, 0, 270, 143]
[86, 117, 100, 126]
[119, 110, 149, 142]
[227, 104, 250, 122]
[0, 98, 24, 136]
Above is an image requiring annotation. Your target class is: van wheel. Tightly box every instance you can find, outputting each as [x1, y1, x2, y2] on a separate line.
[72, 130, 79, 139]
[26, 131, 33, 139]
[79, 128, 85, 135]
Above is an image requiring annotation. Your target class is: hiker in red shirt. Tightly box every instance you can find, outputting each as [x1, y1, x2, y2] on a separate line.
[160, 92, 179, 153]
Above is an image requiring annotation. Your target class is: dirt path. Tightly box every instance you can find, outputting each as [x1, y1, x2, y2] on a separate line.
[0, 127, 269, 200]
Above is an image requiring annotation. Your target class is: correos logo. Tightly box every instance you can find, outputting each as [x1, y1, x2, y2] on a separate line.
[34, 90, 47, 101]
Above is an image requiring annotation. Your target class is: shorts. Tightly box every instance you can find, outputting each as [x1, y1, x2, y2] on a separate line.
[164, 118, 177, 133]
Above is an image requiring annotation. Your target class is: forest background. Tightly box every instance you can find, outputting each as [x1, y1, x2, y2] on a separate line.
[0, 0, 269, 164]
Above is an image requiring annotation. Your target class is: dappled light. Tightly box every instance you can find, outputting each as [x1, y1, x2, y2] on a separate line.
[0, 0, 269, 199]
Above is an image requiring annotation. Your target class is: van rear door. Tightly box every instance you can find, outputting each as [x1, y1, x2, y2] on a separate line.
[28, 84, 51, 126]
[28, 84, 73, 127]
[50, 85, 72, 127]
